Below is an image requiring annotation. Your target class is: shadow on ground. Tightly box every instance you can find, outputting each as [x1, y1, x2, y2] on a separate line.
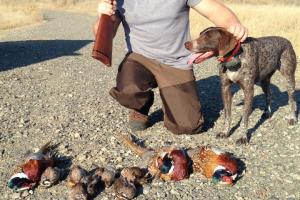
[247, 84, 300, 140]
[149, 75, 300, 136]
[0, 40, 92, 71]
[148, 76, 227, 129]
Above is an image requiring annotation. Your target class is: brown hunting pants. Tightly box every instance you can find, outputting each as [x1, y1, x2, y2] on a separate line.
[109, 53, 204, 135]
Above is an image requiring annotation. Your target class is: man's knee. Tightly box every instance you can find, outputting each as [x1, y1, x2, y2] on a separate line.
[114, 83, 142, 97]
[110, 84, 141, 105]
[109, 84, 154, 111]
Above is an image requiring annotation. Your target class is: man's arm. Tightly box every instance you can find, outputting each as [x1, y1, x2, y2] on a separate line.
[93, 0, 121, 37]
[192, 0, 248, 42]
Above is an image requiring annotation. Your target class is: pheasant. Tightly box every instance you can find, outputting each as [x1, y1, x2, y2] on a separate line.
[67, 165, 89, 200]
[98, 166, 117, 187]
[40, 166, 62, 188]
[120, 167, 149, 186]
[85, 166, 117, 198]
[68, 165, 117, 199]
[114, 176, 136, 200]
[7, 141, 59, 191]
[122, 135, 189, 181]
[68, 183, 89, 200]
[114, 167, 148, 200]
[187, 146, 239, 185]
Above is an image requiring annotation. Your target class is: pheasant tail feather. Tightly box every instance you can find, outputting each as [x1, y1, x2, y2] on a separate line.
[122, 135, 149, 157]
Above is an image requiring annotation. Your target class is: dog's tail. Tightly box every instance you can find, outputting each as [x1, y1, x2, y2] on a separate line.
[122, 135, 149, 157]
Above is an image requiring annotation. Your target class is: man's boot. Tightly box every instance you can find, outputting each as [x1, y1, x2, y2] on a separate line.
[129, 110, 149, 132]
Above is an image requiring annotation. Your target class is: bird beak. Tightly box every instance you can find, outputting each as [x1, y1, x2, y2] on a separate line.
[41, 180, 51, 187]
[156, 152, 167, 167]
[158, 152, 167, 159]
[67, 180, 76, 188]
[221, 176, 233, 186]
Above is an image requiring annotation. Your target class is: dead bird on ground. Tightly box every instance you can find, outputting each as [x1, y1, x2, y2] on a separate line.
[187, 146, 240, 185]
[114, 167, 149, 200]
[67, 165, 89, 200]
[122, 134, 243, 185]
[122, 135, 189, 181]
[7, 141, 61, 192]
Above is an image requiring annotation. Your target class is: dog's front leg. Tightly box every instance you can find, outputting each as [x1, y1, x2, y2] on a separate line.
[217, 76, 232, 138]
[236, 86, 254, 145]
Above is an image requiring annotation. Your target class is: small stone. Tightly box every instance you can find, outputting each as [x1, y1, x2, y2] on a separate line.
[55, 129, 61, 134]
[143, 187, 150, 195]
[1, 149, 4, 157]
[77, 154, 87, 161]
[291, 173, 300, 180]
[74, 133, 81, 138]
[116, 164, 123, 169]
[60, 146, 68, 154]
[170, 189, 179, 195]
[99, 157, 106, 163]
[116, 157, 123, 162]
[21, 190, 30, 197]
[152, 179, 163, 186]
[11, 193, 20, 199]
[15, 131, 22, 137]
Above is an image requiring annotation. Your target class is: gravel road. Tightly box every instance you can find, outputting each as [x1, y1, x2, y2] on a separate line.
[0, 11, 300, 200]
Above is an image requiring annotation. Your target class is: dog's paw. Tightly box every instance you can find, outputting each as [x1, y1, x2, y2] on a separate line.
[287, 118, 297, 126]
[261, 110, 271, 119]
[216, 132, 229, 139]
[236, 137, 249, 145]
[286, 115, 297, 126]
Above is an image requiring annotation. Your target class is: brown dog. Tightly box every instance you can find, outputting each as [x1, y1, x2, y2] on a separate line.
[185, 27, 297, 144]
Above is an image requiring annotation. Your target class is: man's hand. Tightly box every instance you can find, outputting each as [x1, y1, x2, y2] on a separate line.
[93, 0, 120, 36]
[97, 0, 117, 16]
[192, 0, 248, 42]
[227, 24, 248, 42]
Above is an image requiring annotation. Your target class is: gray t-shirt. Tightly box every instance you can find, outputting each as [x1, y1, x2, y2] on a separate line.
[117, 0, 202, 70]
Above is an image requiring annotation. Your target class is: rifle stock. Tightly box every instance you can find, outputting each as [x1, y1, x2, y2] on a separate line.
[92, 12, 115, 67]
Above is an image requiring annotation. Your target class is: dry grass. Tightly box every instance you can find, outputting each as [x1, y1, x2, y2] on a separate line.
[225, 0, 300, 5]
[0, 1, 42, 30]
[189, 3, 300, 78]
[62, 0, 98, 15]
[0, 0, 98, 31]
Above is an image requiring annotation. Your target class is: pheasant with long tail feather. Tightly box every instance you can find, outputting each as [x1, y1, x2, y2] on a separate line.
[187, 146, 239, 185]
[122, 134, 242, 185]
[122, 135, 189, 181]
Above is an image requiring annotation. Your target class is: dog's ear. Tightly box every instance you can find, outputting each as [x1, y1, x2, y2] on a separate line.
[218, 30, 237, 56]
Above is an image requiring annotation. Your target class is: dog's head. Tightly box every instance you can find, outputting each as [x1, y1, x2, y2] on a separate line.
[185, 27, 237, 63]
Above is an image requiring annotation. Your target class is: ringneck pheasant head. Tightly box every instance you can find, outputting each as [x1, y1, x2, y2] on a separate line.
[156, 149, 189, 181]
[212, 154, 238, 185]
[7, 173, 35, 192]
